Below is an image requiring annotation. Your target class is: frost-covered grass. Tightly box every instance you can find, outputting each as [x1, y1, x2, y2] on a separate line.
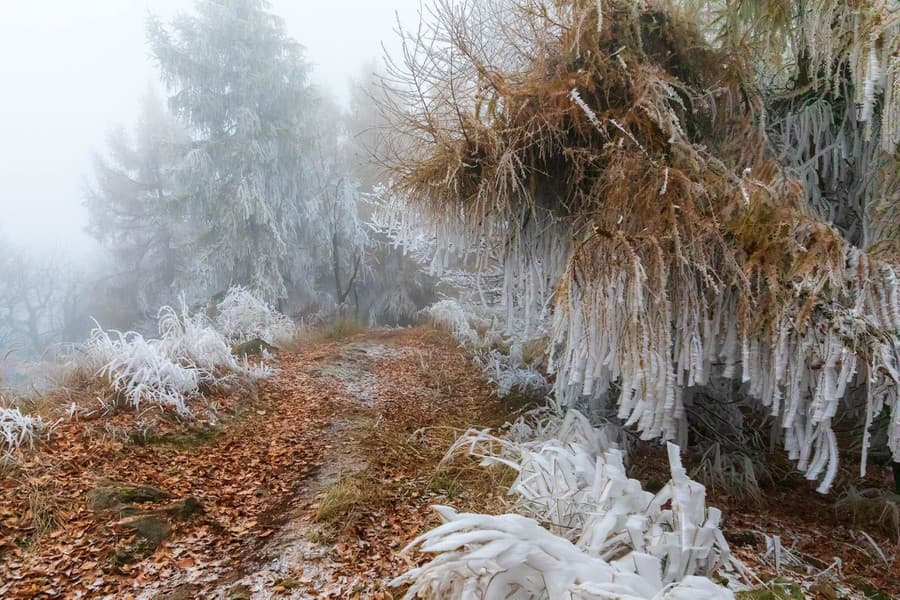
[427, 299, 486, 347]
[1, 406, 44, 456]
[392, 409, 737, 599]
[85, 301, 270, 416]
[395, 507, 732, 599]
[417, 296, 743, 597]
[427, 299, 550, 398]
[215, 286, 295, 345]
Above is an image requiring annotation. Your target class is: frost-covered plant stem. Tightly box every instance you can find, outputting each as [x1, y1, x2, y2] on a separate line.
[85, 297, 273, 416]
[1, 407, 44, 455]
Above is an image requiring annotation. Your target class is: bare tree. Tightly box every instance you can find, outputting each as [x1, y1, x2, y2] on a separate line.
[0, 238, 77, 358]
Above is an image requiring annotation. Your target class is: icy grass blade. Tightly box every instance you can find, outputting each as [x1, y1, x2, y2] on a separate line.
[392, 506, 734, 600]
[83, 296, 276, 416]
[0, 407, 44, 455]
[399, 409, 735, 598]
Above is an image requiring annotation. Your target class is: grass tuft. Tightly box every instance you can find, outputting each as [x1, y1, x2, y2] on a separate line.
[319, 318, 366, 341]
[26, 484, 63, 541]
[835, 486, 899, 542]
[289, 318, 366, 348]
[313, 470, 385, 531]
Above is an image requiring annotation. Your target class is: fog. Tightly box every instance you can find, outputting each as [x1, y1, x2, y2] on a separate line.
[0, 0, 419, 251]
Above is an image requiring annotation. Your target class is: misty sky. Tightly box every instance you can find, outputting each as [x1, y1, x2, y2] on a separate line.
[0, 0, 419, 253]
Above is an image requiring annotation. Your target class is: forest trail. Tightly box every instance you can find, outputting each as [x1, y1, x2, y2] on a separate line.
[1, 327, 512, 599]
[3, 327, 899, 598]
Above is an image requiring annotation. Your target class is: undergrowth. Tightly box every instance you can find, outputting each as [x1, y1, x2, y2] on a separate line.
[313, 470, 386, 531]
[835, 486, 900, 542]
[318, 318, 366, 342]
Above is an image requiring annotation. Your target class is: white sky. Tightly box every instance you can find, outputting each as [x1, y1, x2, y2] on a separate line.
[0, 0, 420, 252]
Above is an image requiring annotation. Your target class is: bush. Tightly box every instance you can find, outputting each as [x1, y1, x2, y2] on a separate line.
[393, 409, 735, 598]
[214, 286, 295, 345]
[85, 301, 268, 416]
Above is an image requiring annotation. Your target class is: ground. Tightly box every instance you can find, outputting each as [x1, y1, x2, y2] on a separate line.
[1, 327, 898, 598]
[1, 328, 515, 599]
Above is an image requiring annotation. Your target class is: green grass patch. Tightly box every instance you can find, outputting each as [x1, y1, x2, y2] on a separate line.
[131, 425, 222, 449]
[736, 580, 804, 600]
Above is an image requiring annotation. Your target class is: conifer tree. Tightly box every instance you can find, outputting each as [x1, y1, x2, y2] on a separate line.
[147, 0, 314, 303]
[85, 89, 189, 314]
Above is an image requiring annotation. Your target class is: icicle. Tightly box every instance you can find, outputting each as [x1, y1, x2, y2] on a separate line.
[816, 427, 840, 494]
[740, 333, 750, 383]
[860, 364, 875, 478]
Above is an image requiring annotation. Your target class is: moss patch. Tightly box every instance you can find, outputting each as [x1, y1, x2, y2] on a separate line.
[88, 482, 171, 512]
[736, 580, 805, 600]
[232, 338, 276, 357]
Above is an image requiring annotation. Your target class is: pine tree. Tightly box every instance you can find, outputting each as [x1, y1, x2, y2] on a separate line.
[147, 0, 314, 304]
[85, 89, 189, 315]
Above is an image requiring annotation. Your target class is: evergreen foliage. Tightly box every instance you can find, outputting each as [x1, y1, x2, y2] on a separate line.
[85, 90, 189, 313]
[147, 0, 314, 303]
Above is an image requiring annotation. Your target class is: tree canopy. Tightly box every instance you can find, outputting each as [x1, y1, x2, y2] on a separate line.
[85, 89, 189, 314]
[381, 0, 900, 492]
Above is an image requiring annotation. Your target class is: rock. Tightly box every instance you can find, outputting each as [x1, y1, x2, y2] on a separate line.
[154, 584, 202, 600]
[88, 481, 171, 512]
[110, 539, 155, 566]
[157, 497, 203, 520]
[116, 514, 171, 546]
[115, 503, 143, 518]
[232, 337, 276, 356]
[227, 584, 251, 600]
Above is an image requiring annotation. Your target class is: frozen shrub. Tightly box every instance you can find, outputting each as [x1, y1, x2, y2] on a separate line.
[85, 300, 266, 416]
[427, 299, 550, 398]
[394, 409, 734, 598]
[214, 286, 295, 345]
[157, 304, 238, 372]
[393, 506, 733, 600]
[426, 299, 485, 347]
[476, 348, 548, 397]
[89, 328, 206, 415]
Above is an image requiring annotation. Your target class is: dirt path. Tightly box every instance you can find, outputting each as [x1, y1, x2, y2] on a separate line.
[1, 328, 510, 599]
[3, 327, 899, 598]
